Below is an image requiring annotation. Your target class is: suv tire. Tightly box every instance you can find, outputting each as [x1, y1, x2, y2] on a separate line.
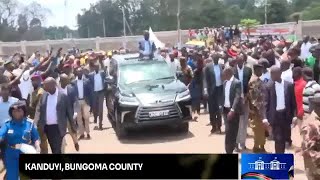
[115, 108, 128, 139]
[177, 122, 189, 134]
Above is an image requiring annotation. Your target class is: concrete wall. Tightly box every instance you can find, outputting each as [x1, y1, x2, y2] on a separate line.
[0, 20, 319, 55]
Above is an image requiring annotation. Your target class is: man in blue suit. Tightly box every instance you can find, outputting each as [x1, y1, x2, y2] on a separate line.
[88, 55, 107, 130]
[139, 31, 156, 59]
[72, 67, 93, 139]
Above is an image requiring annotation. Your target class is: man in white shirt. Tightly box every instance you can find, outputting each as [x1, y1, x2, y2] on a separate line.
[259, 58, 271, 83]
[73, 67, 93, 140]
[166, 52, 181, 75]
[263, 66, 296, 153]
[59, 74, 79, 152]
[36, 77, 77, 154]
[280, 60, 293, 83]
[0, 84, 18, 127]
[301, 36, 312, 61]
[222, 67, 242, 154]
[234, 53, 252, 152]
[88, 59, 107, 130]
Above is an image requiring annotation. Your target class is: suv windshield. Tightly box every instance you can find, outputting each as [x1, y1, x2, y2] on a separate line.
[119, 61, 175, 85]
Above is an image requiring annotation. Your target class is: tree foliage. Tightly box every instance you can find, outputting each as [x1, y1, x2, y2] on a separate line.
[0, 0, 319, 42]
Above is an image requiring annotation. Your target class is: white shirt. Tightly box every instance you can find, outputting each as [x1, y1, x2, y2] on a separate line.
[103, 58, 110, 74]
[213, 64, 222, 87]
[224, 76, 234, 108]
[237, 65, 244, 93]
[281, 69, 293, 83]
[46, 88, 59, 125]
[166, 58, 181, 74]
[60, 87, 68, 95]
[275, 80, 286, 111]
[260, 72, 270, 82]
[77, 78, 84, 99]
[143, 40, 151, 55]
[300, 42, 312, 60]
[94, 72, 104, 92]
[18, 70, 33, 100]
[0, 97, 18, 127]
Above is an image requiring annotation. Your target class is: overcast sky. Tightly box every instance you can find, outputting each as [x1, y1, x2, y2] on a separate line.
[19, 0, 99, 29]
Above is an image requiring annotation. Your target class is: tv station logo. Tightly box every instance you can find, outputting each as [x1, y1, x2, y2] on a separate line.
[241, 154, 294, 180]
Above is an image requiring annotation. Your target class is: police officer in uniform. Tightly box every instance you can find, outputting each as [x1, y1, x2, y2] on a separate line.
[0, 101, 40, 180]
[300, 97, 320, 180]
[248, 63, 267, 153]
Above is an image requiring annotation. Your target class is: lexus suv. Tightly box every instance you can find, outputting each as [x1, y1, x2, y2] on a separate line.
[105, 54, 192, 139]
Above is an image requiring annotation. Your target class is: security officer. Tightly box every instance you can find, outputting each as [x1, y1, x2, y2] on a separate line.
[248, 63, 267, 153]
[300, 97, 320, 180]
[0, 101, 40, 180]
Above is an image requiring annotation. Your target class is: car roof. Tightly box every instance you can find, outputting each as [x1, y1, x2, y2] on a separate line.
[113, 53, 166, 65]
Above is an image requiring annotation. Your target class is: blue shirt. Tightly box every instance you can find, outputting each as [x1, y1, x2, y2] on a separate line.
[187, 58, 196, 70]
[0, 97, 18, 127]
[213, 64, 222, 86]
[0, 118, 39, 152]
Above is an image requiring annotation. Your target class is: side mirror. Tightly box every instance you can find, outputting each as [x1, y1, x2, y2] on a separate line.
[105, 76, 116, 85]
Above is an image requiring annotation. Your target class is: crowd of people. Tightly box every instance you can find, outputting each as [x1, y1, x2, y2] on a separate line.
[161, 34, 320, 179]
[0, 29, 319, 179]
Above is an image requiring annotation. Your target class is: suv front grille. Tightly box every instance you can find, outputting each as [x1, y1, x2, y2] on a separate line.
[136, 104, 181, 121]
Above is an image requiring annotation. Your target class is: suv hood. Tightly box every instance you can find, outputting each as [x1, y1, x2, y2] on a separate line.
[120, 80, 187, 105]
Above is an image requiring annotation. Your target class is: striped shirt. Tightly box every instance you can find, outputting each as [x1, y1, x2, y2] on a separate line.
[303, 80, 320, 113]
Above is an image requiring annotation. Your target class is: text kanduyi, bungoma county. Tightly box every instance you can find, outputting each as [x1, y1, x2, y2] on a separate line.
[24, 163, 144, 171]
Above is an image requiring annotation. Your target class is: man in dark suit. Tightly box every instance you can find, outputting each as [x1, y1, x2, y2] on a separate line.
[234, 52, 252, 151]
[88, 55, 107, 130]
[72, 67, 93, 139]
[222, 67, 242, 154]
[36, 77, 77, 154]
[264, 66, 296, 153]
[59, 73, 79, 152]
[203, 53, 224, 133]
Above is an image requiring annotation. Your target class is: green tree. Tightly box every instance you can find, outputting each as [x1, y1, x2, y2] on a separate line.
[302, 2, 320, 20]
[267, 0, 288, 23]
[240, 18, 260, 38]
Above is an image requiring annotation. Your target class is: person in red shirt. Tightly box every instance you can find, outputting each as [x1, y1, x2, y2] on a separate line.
[293, 67, 307, 122]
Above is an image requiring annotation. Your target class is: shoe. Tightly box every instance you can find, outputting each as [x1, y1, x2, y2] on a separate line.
[210, 127, 216, 134]
[240, 144, 247, 151]
[216, 128, 222, 134]
[75, 143, 80, 151]
[286, 142, 292, 149]
[252, 147, 260, 153]
[99, 125, 103, 131]
[78, 134, 85, 140]
[235, 146, 241, 152]
[259, 147, 267, 153]
[87, 134, 91, 139]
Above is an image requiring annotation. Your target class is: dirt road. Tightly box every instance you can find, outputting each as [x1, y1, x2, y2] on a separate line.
[0, 111, 307, 179]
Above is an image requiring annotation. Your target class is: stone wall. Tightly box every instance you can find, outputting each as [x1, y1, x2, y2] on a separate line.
[0, 20, 319, 56]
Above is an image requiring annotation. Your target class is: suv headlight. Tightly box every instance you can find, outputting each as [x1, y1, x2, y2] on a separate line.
[119, 93, 139, 106]
[176, 89, 191, 102]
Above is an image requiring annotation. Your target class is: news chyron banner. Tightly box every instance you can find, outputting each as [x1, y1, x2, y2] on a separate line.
[241, 154, 294, 180]
[20, 154, 239, 179]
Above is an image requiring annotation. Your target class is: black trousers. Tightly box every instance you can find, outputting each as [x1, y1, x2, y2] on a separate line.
[45, 125, 63, 154]
[208, 86, 223, 129]
[223, 107, 240, 154]
[272, 111, 290, 153]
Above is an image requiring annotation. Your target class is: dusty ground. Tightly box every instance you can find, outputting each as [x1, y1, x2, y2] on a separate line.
[0, 109, 307, 179]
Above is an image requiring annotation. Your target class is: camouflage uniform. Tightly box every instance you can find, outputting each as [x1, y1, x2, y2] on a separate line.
[248, 75, 267, 152]
[300, 112, 320, 180]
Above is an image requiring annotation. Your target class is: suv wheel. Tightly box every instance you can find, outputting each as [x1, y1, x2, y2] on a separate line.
[177, 122, 189, 133]
[115, 108, 127, 139]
